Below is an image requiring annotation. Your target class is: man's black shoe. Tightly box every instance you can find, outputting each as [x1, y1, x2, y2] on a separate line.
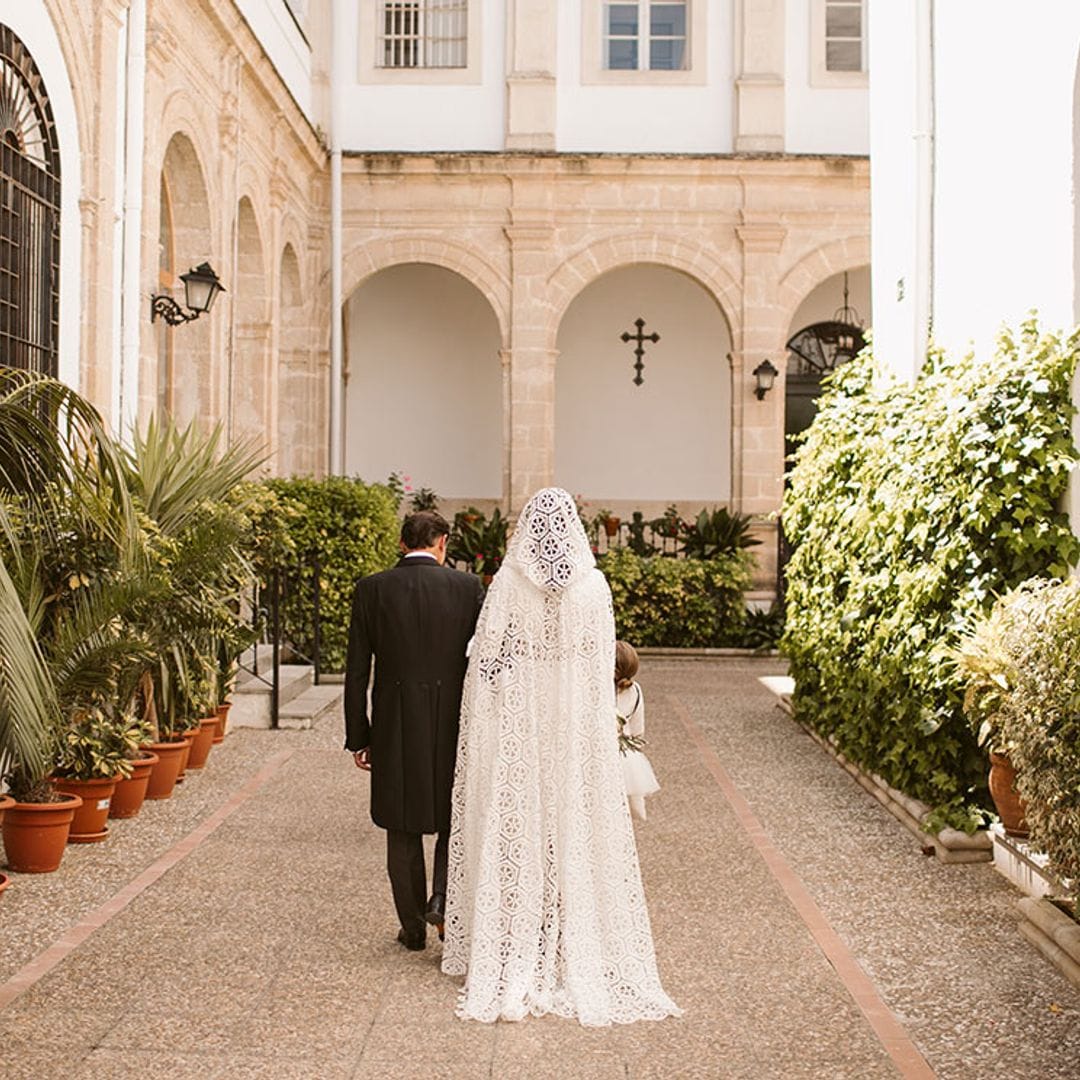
[397, 928, 426, 951]
[425, 893, 445, 926]
[425, 893, 446, 941]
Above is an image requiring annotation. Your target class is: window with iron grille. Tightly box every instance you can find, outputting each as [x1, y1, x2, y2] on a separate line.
[604, 2, 688, 72]
[379, 1, 468, 69]
[0, 25, 60, 378]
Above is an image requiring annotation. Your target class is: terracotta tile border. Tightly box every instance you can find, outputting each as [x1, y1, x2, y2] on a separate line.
[0, 749, 295, 1012]
[673, 696, 937, 1080]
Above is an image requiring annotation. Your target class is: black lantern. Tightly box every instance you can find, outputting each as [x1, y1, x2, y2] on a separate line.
[753, 359, 778, 400]
[150, 262, 226, 325]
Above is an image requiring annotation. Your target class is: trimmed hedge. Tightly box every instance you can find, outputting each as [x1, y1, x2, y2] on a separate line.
[782, 320, 1080, 822]
[259, 476, 400, 672]
[598, 547, 753, 647]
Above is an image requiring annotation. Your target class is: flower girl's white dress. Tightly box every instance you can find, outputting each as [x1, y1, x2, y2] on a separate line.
[617, 682, 660, 821]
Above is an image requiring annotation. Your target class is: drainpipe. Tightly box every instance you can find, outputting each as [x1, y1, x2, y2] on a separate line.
[328, 0, 345, 475]
[912, 0, 935, 368]
[119, 0, 146, 443]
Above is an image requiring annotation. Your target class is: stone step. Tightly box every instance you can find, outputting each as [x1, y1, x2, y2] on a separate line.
[231, 663, 314, 729]
[277, 683, 344, 731]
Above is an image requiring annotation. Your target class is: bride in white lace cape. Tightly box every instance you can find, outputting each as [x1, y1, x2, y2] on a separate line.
[441, 487, 681, 1026]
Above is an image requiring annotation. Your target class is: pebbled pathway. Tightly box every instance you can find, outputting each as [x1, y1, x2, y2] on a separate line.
[1, 658, 1078, 1078]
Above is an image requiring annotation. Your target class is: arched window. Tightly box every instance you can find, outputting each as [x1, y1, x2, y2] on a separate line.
[0, 25, 61, 376]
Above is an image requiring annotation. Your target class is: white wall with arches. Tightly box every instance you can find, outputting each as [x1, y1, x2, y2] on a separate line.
[554, 264, 733, 502]
[343, 263, 504, 497]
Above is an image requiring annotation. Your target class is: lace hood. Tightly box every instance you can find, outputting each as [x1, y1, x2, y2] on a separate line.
[503, 487, 595, 593]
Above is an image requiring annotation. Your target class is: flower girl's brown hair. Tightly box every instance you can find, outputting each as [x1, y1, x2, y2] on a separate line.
[614, 640, 640, 689]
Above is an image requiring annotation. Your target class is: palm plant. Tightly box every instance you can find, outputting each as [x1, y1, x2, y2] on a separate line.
[0, 372, 144, 800]
[122, 416, 265, 737]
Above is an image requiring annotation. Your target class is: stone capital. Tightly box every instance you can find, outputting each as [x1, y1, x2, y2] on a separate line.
[504, 224, 554, 251]
[736, 222, 787, 254]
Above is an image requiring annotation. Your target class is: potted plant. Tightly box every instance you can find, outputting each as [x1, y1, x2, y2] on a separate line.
[594, 509, 621, 539]
[448, 507, 509, 583]
[680, 507, 762, 560]
[50, 703, 142, 842]
[952, 594, 1028, 836]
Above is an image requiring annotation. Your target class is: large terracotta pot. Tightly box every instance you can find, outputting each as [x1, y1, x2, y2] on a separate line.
[174, 732, 194, 783]
[0, 793, 13, 824]
[109, 751, 159, 819]
[185, 717, 218, 770]
[0, 871, 9, 898]
[989, 751, 1029, 838]
[213, 702, 231, 744]
[143, 739, 189, 800]
[2, 793, 82, 872]
[50, 775, 120, 843]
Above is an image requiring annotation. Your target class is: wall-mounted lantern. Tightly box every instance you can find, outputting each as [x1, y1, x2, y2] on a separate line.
[150, 262, 226, 326]
[752, 358, 778, 400]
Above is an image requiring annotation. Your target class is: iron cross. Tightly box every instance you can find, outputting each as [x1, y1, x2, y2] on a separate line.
[620, 318, 660, 386]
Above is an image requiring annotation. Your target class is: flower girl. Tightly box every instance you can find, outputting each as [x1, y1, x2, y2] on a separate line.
[615, 641, 660, 821]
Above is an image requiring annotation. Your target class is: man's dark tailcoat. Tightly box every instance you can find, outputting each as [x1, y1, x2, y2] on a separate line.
[344, 556, 484, 835]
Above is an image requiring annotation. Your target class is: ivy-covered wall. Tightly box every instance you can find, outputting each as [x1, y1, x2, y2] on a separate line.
[782, 321, 1080, 823]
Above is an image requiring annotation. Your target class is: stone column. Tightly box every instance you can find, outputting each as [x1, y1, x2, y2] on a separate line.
[504, 222, 556, 511]
[734, 0, 785, 152]
[735, 220, 788, 520]
[504, 0, 557, 150]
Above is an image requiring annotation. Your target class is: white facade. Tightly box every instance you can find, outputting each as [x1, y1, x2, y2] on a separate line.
[869, 1, 1080, 375]
[334, 0, 868, 155]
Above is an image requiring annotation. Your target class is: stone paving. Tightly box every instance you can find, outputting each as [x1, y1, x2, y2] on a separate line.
[2, 658, 1079, 1079]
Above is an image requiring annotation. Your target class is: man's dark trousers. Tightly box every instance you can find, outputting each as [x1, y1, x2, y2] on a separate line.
[387, 830, 448, 937]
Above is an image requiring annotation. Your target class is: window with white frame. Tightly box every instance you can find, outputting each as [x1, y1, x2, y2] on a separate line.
[824, 0, 866, 73]
[379, 1, 467, 69]
[604, 2, 688, 72]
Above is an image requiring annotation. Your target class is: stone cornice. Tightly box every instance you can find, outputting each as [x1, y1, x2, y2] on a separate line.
[736, 222, 787, 253]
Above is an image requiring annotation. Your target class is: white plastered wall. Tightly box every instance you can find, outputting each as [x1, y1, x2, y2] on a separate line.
[554, 265, 732, 502]
[343, 263, 503, 496]
[3, 9, 82, 390]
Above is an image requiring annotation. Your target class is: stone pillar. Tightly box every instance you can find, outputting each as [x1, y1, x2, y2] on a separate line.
[734, 0, 785, 152]
[504, 222, 556, 511]
[735, 220, 788, 519]
[505, 0, 557, 150]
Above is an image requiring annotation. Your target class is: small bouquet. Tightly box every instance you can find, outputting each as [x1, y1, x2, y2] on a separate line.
[617, 713, 647, 756]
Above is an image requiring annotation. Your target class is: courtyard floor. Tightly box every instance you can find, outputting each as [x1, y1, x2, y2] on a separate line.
[1, 658, 1078, 1079]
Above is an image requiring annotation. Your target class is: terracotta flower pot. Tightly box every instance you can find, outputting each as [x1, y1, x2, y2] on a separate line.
[603, 517, 621, 537]
[143, 739, 189, 800]
[0, 793, 13, 824]
[0, 871, 9, 898]
[173, 732, 195, 784]
[109, 751, 159, 819]
[185, 717, 218, 770]
[2, 793, 82, 872]
[989, 751, 1029, 838]
[213, 702, 231, 744]
[50, 775, 120, 843]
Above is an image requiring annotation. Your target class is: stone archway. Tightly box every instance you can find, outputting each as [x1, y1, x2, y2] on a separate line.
[343, 262, 503, 501]
[554, 263, 734, 509]
[277, 242, 316, 474]
[158, 132, 212, 423]
[232, 196, 269, 449]
[783, 264, 871, 463]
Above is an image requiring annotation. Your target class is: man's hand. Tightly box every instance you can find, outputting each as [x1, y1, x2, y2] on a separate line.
[353, 748, 371, 771]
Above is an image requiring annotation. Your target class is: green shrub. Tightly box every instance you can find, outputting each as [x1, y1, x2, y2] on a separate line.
[259, 477, 400, 672]
[598, 547, 752, 647]
[782, 319, 1080, 818]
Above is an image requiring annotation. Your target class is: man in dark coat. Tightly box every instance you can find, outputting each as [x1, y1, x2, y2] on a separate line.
[345, 510, 485, 951]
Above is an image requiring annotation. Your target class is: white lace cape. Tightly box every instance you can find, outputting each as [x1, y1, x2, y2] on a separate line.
[441, 488, 681, 1026]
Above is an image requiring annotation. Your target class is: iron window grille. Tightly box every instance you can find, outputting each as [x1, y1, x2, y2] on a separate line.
[0, 25, 60, 378]
[604, 1, 688, 72]
[379, 1, 468, 68]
